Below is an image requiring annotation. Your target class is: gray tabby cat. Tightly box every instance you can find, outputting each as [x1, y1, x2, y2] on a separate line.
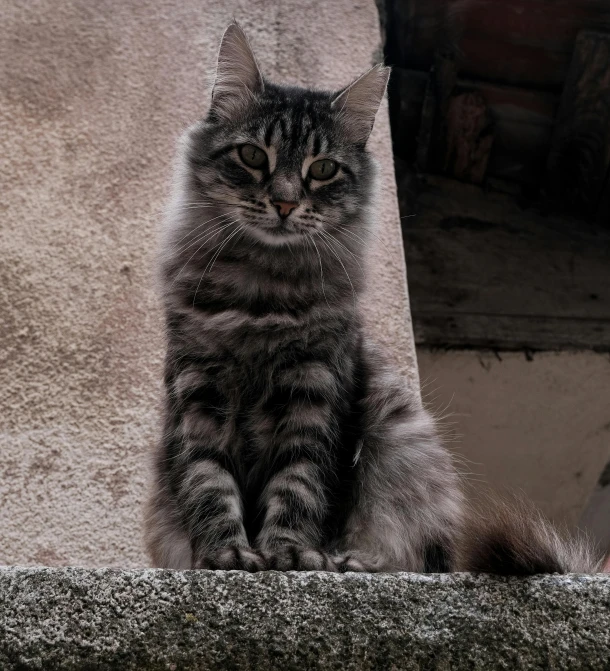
[145, 23, 600, 574]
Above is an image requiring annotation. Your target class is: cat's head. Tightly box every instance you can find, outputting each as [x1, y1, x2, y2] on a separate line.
[184, 22, 389, 248]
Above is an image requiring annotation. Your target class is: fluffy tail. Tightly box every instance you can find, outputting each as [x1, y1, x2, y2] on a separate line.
[459, 498, 603, 575]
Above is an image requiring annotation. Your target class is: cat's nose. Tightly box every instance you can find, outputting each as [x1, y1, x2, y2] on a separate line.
[272, 201, 299, 218]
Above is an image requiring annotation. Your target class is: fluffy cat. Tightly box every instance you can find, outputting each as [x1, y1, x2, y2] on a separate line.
[145, 22, 600, 574]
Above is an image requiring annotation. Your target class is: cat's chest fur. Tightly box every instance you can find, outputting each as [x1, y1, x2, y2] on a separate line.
[179, 297, 358, 456]
[179, 267, 357, 358]
[188, 302, 355, 384]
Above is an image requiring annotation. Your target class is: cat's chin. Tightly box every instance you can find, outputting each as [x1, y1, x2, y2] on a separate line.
[244, 224, 306, 247]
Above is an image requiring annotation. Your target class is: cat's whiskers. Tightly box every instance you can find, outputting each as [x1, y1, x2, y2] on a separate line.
[173, 223, 237, 266]
[307, 235, 331, 310]
[317, 229, 363, 271]
[174, 210, 240, 246]
[285, 237, 297, 261]
[191, 223, 245, 306]
[314, 231, 357, 308]
[169, 218, 240, 289]
[175, 217, 239, 256]
[334, 223, 392, 254]
[175, 219, 237, 255]
[206, 225, 246, 278]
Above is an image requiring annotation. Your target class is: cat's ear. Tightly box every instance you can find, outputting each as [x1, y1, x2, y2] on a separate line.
[211, 22, 264, 120]
[332, 65, 390, 144]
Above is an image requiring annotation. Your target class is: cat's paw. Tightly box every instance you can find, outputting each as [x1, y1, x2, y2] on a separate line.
[261, 545, 337, 571]
[194, 546, 266, 571]
[331, 554, 368, 572]
[330, 551, 384, 572]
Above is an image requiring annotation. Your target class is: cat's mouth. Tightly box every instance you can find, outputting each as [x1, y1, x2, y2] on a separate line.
[245, 219, 312, 246]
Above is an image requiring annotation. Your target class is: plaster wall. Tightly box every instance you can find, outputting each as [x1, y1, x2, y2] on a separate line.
[417, 349, 610, 532]
[0, 0, 414, 567]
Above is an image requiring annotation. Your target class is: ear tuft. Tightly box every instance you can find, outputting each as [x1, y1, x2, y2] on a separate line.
[332, 65, 390, 144]
[211, 22, 264, 120]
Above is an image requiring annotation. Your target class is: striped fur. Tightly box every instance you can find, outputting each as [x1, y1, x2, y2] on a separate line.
[145, 23, 600, 574]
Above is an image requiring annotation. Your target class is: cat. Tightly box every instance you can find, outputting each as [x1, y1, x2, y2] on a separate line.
[144, 22, 601, 573]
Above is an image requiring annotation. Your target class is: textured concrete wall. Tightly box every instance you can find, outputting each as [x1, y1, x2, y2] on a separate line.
[418, 350, 610, 530]
[1, 568, 609, 670]
[0, 1, 415, 567]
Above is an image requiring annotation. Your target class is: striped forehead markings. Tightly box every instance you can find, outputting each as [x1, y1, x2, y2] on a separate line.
[264, 119, 276, 148]
[259, 105, 331, 176]
[263, 107, 320, 145]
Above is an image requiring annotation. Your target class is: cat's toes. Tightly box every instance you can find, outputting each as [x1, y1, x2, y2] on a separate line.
[195, 546, 266, 572]
[262, 546, 337, 571]
[331, 554, 370, 572]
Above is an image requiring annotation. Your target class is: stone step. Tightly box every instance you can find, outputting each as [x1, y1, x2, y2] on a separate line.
[1, 568, 609, 670]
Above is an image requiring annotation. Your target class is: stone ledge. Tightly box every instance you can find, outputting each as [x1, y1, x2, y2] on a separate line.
[1, 568, 609, 670]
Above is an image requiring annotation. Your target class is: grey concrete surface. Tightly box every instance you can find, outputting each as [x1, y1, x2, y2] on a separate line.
[0, 0, 415, 567]
[1, 568, 609, 670]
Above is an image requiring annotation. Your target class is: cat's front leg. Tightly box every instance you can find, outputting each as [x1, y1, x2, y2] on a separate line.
[169, 361, 264, 571]
[253, 362, 340, 571]
[177, 448, 266, 571]
[254, 459, 337, 571]
[181, 462, 264, 571]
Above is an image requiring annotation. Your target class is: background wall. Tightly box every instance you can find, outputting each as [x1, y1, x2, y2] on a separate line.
[0, 0, 414, 567]
[380, 0, 610, 546]
[419, 350, 610, 530]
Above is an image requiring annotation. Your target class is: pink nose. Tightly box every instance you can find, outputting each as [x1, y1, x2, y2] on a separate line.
[272, 201, 299, 218]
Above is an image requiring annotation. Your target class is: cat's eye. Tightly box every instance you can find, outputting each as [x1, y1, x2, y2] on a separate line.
[239, 144, 267, 169]
[309, 159, 338, 181]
